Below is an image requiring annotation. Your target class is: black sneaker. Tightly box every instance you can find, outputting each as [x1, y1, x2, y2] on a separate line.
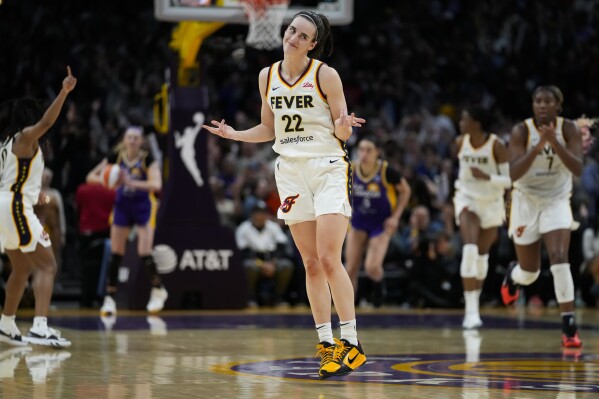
[501, 262, 520, 306]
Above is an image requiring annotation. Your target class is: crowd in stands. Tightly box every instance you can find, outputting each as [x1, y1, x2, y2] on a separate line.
[1, 0, 598, 308]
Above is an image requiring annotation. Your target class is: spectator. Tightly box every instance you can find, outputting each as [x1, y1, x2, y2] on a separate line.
[74, 181, 116, 308]
[235, 202, 294, 307]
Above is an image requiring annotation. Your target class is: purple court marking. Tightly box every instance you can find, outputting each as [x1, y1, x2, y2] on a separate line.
[39, 313, 598, 331]
[228, 353, 599, 392]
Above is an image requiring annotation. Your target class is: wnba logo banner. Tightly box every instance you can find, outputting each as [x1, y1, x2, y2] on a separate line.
[124, 85, 247, 310]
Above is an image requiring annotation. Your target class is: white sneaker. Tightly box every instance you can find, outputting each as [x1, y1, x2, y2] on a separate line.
[25, 325, 71, 348]
[0, 322, 28, 347]
[26, 351, 71, 384]
[146, 287, 168, 313]
[462, 313, 483, 330]
[100, 296, 117, 316]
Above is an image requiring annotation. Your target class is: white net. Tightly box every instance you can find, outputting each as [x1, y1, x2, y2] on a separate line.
[241, 0, 290, 50]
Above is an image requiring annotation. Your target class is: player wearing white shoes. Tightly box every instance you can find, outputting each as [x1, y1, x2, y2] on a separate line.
[502, 86, 583, 348]
[87, 127, 167, 316]
[203, 11, 366, 379]
[454, 106, 510, 329]
[0, 67, 76, 348]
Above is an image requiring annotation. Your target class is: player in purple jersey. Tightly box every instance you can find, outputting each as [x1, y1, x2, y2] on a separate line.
[87, 127, 167, 317]
[345, 136, 410, 307]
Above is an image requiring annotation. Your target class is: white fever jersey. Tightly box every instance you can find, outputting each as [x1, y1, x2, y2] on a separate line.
[267, 59, 346, 158]
[0, 137, 44, 204]
[455, 133, 503, 200]
[513, 117, 572, 199]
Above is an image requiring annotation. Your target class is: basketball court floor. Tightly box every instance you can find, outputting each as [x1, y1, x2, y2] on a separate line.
[1, 307, 598, 398]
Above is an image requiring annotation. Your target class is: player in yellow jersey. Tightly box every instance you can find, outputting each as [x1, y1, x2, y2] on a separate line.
[204, 11, 366, 379]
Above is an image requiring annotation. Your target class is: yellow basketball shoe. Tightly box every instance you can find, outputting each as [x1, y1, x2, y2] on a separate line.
[319, 338, 366, 379]
[315, 341, 336, 379]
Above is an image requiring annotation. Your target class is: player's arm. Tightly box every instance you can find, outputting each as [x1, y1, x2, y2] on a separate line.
[550, 119, 583, 176]
[202, 67, 275, 143]
[318, 65, 365, 141]
[17, 67, 77, 149]
[392, 177, 411, 222]
[86, 158, 109, 185]
[124, 161, 162, 192]
[384, 168, 411, 234]
[509, 122, 545, 181]
[454, 135, 464, 159]
[483, 139, 511, 188]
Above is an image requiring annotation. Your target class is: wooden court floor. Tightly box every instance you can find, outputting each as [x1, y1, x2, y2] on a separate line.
[1, 307, 598, 399]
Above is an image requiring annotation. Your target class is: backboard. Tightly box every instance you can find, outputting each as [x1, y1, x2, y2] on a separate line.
[154, 0, 354, 25]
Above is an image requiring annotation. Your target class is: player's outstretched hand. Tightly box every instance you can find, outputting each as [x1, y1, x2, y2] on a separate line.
[202, 119, 239, 140]
[335, 109, 365, 129]
[62, 66, 77, 93]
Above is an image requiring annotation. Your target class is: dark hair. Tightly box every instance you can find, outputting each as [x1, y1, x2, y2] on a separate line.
[464, 105, 492, 132]
[358, 135, 381, 149]
[0, 97, 43, 143]
[0, 99, 15, 142]
[251, 200, 269, 214]
[293, 11, 334, 59]
[532, 85, 564, 111]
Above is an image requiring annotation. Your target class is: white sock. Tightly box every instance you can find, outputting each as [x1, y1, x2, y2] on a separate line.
[33, 316, 48, 330]
[340, 319, 358, 346]
[464, 291, 479, 316]
[0, 314, 16, 329]
[315, 322, 334, 345]
[475, 289, 482, 300]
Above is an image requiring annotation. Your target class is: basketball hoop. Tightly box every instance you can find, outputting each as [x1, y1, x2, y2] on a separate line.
[240, 0, 290, 50]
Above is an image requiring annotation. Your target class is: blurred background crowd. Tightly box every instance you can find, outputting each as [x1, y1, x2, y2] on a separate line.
[1, 0, 598, 309]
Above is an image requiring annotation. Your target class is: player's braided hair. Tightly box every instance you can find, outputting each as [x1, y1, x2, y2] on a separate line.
[0, 97, 43, 144]
[294, 11, 334, 59]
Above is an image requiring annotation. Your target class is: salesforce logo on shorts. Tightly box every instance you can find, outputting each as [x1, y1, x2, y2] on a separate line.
[279, 135, 314, 145]
[153, 244, 233, 274]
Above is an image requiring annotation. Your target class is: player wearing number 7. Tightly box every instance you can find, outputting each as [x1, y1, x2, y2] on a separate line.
[203, 11, 366, 379]
[503, 85, 584, 348]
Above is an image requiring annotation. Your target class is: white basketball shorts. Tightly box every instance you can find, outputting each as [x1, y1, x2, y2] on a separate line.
[0, 193, 51, 253]
[274, 156, 352, 224]
[454, 191, 505, 229]
[508, 189, 578, 245]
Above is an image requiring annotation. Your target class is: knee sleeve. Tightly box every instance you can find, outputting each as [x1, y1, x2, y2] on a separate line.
[512, 264, 540, 286]
[460, 244, 479, 278]
[477, 254, 489, 281]
[550, 263, 575, 303]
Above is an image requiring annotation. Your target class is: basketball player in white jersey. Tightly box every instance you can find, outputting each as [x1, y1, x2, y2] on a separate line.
[203, 11, 366, 378]
[502, 86, 583, 348]
[0, 67, 76, 348]
[454, 106, 510, 329]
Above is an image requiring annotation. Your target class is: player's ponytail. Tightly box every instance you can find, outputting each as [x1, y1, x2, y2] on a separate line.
[295, 11, 334, 59]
